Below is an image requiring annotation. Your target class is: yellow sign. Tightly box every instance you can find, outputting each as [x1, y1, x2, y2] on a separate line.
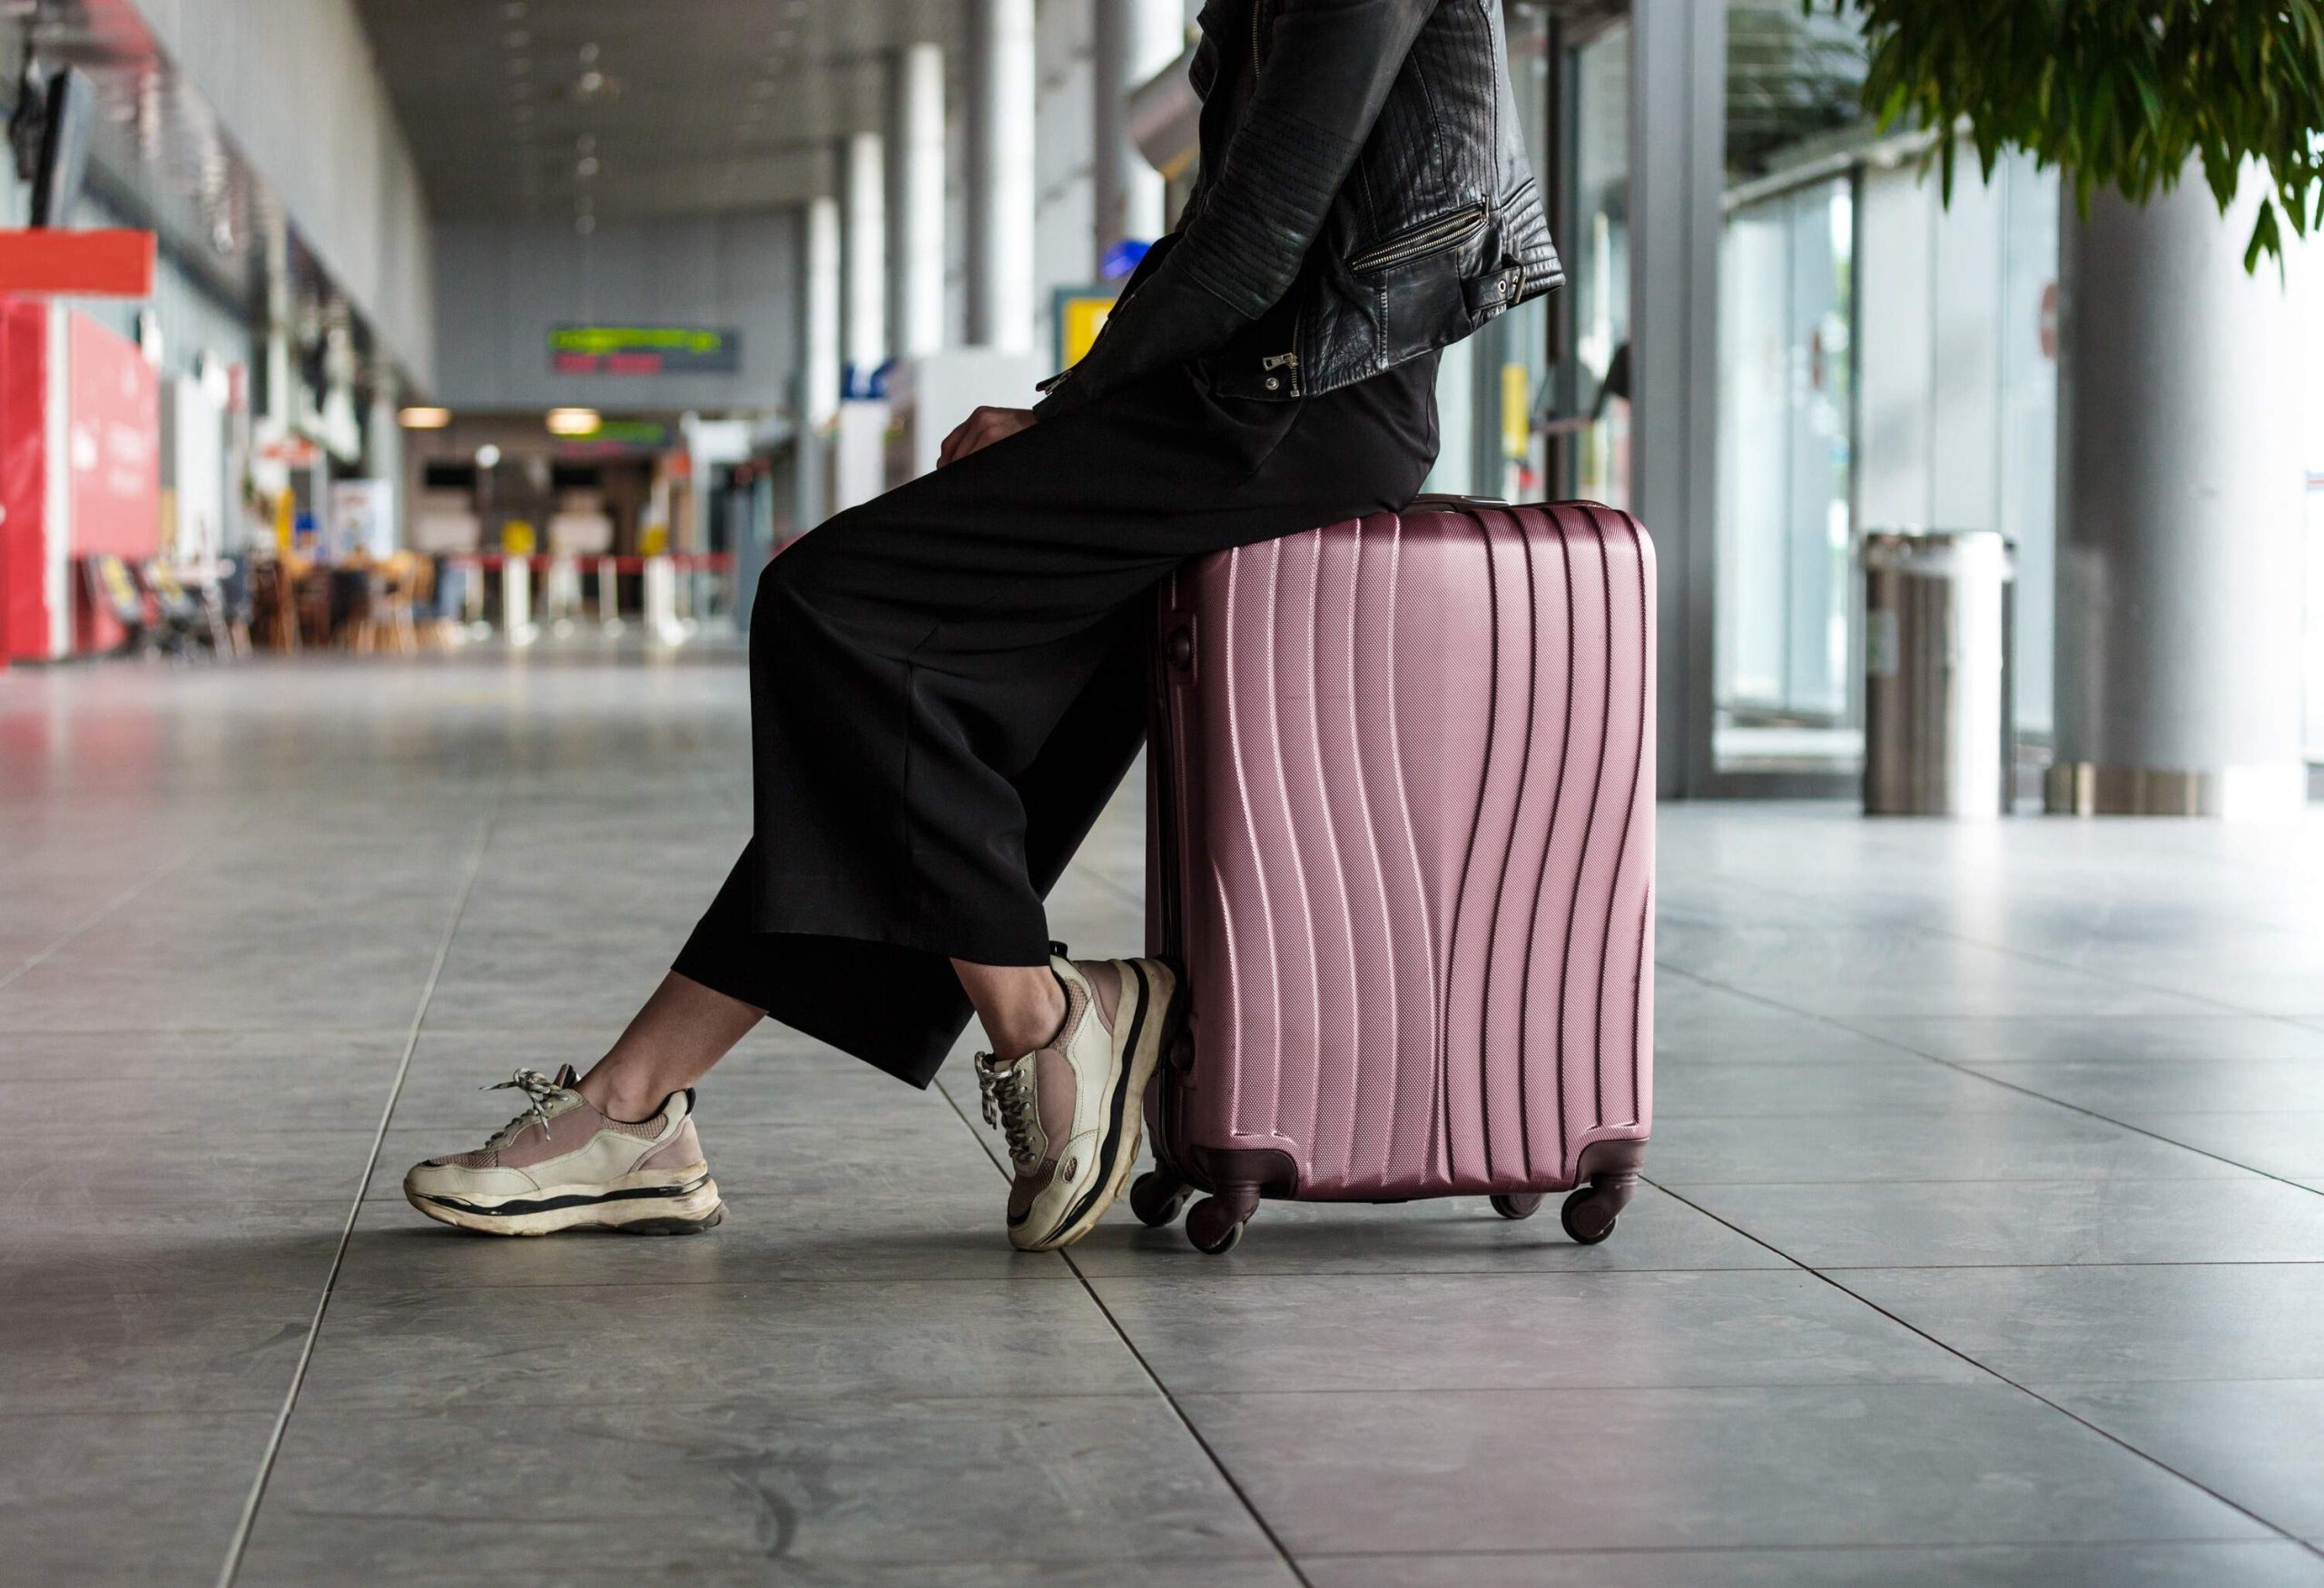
[502, 519, 537, 557]
[1056, 291, 1118, 370]
[1502, 362, 1531, 458]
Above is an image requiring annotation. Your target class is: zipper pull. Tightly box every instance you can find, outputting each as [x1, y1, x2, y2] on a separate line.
[1259, 350, 1299, 370]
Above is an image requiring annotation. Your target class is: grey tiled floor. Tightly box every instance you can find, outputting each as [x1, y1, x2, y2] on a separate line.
[6, 645, 2324, 1586]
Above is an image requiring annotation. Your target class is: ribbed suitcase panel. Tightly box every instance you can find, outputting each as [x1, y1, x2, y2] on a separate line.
[1157, 503, 1654, 1199]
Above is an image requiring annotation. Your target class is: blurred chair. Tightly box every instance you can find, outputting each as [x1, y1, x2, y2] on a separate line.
[298, 566, 339, 648]
[358, 554, 422, 656]
[250, 560, 300, 652]
[214, 557, 254, 656]
[84, 555, 156, 657]
[143, 561, 220, 656]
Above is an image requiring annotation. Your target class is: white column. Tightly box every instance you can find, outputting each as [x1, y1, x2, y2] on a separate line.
[803, 194, 842, 428]
[1093, 0, 1184, 271]
[2049, 169, 2308, 816]
[798, 193, 842, 531]
[1630, 0, 1725, 798]
[967, 0, 1036, 351]
[890, 43, 947, 360]
[842, 131, 888, 383]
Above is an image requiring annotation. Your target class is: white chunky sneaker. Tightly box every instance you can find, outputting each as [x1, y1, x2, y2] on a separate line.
[975, 954, 1179, 1252]
[403, 1065, 724, 1236]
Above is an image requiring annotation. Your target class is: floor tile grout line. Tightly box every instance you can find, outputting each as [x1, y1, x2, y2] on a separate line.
[0, 842, 211, 993]
[1059, 1248, 1319, 1588]
[1291, 1537, 2293, 1559]
[212, 793, 505, 1588]
[926, 1071, 1315, 1588]
[1644, 1175, 2324, 1562]
[1656, 883, 2324, 1032]
[1669, 964, 2324, 1199]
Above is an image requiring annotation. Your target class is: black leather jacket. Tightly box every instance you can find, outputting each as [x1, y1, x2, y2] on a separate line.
[1036, 0, 1561, 418]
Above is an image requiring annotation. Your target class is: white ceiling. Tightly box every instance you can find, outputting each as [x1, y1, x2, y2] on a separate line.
[355, 0, 966, 224]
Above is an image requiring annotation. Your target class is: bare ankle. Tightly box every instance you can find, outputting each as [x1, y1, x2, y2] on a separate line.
[987, 981, 1068, 1059]
[576, 1066, 664, 1123]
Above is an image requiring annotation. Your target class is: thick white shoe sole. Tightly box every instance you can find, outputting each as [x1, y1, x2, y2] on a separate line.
[405, 1163, 724, 1237]
[1014, 960, 1179, 1253]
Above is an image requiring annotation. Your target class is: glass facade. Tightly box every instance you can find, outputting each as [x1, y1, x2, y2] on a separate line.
[1429, 2, 2324, 788]
[1718, 175, 1854, 735]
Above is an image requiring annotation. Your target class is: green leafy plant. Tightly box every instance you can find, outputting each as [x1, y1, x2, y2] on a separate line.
[1810, 0, 2324, 269]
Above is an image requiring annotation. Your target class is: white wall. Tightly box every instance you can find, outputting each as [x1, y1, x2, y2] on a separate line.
[72, 192, 257, 383]
[129, 0, 434, 389]
[432, 213, 801, 413]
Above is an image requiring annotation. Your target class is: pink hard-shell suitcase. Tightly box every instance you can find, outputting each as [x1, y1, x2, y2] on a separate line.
[1137, 498, 1655, 1253]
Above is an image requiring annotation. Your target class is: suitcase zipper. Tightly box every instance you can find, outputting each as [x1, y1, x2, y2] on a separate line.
[1347, 203, 1491, 273]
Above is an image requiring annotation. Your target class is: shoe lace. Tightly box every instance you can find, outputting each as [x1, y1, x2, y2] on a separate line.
[481, 1067, 566, 1148]
[974, 1053, 1039, 1168]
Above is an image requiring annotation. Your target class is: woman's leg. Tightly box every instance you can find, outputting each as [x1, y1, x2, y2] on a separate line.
[950, 960, 1068, 1059]
[572, 961, 1063, 1125]
[574, 972, 767, 1122]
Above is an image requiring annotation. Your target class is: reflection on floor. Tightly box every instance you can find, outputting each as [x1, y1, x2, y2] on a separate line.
[6, 644, 2324, 1586]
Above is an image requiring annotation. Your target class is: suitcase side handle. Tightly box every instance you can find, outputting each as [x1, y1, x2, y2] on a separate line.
[1407, 491, 1510, 508]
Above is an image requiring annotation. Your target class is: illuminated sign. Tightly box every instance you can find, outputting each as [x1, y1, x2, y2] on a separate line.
[550, 325, 741, 375]
[553, 419, 672, 456]
[1052, 286, 1118, 372]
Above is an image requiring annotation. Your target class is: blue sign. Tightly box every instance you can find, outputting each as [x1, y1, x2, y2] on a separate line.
[1100, 238, 1152, 281]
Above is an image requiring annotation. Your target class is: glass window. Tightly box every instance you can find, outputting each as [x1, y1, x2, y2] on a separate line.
[1718, 176, 1854, 738]
[1711, 0, 2058, 778]
[1567, 21, 1631, 511]
[1423, 3, 1559, 500]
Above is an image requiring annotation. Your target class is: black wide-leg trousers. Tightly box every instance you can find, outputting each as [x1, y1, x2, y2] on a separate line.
[674, 351, 1441, 1087]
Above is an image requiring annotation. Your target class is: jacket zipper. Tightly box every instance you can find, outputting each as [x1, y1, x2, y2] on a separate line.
[1260, 304, 1302, 396]
[1347, 203, 1491, 273]
[1248, 3, 1296, 394]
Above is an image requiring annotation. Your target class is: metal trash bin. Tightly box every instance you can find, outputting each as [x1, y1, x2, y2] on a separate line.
[1861, 528, 2015, 816]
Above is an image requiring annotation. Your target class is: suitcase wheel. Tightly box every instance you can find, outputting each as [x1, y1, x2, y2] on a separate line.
[1186, 1194, 1251, 1255]
[1130, 1170, 1193, 1228]
[1489, 1193, 1544, 1220]
[1560, 1187, 1620, 1245]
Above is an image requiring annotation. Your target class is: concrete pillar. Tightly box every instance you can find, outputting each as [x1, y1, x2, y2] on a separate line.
[797, 194, 842, 531]
[966, 0, 1036, 350]
[365, 374, 404, 549]
[2048, 170, 2308, 816]
[842, 132, 887, 386]
[1630, 0, 1724, 798]
[1091, 0, 1183, 273]
[889, 43, 947, 360]
[803, 195, 842, 428]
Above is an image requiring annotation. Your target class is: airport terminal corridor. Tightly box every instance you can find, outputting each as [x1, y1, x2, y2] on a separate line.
[8, 646, 2324, 1587]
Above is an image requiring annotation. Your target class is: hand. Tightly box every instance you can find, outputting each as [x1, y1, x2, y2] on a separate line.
[939, 406, 1037, 467]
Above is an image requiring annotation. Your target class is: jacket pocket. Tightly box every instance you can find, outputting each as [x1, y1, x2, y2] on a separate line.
[1373, 250, 1472, 367]
[1348, 203, 1490, 274]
